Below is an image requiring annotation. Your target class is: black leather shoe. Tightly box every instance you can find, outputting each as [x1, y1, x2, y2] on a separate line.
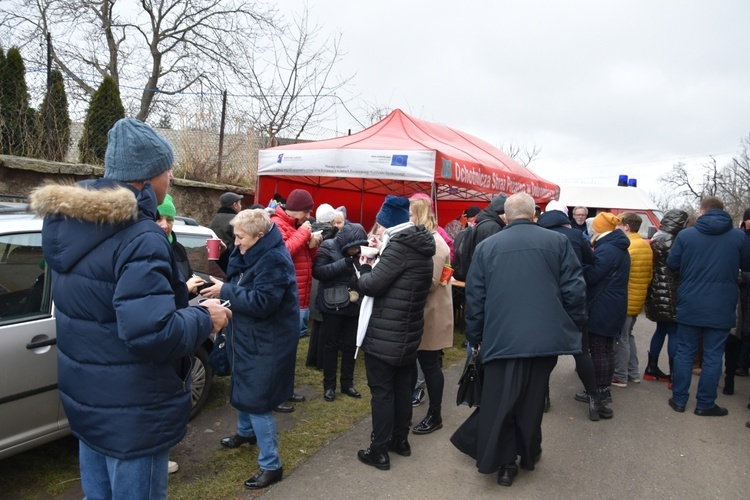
[357, 447, 390, 470]
[220, 434, 257, 448]
[273, 403, 295, 413]
[288, 393, 306, 403]
[244, 468, 283, 490]
[694, 404, 729, 417]
[412, 412, 443, 435]
[668, 398, 685, 413]
[387, 438, 411, 457]
[497, 463, 519, 487]
[324, 389, 336, 401]
[341, 387, 362, 398]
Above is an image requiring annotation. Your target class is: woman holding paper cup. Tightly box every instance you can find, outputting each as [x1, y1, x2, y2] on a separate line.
[408, 197, 454, 435]
[355, 195, 435, 471]
[200, 208, 298, 490]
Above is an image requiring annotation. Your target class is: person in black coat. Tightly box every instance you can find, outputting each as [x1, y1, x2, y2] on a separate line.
[473, 193, 507, 244]
[355, 196, 435, 471]
[313, 223, 368, 402]
[643, 209, 689, 382]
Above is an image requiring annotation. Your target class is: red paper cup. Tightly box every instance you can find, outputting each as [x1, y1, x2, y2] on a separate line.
[206, 238, 222, 260]
[440, 264, 454, 284]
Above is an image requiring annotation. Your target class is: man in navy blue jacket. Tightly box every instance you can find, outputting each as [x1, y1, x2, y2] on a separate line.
[451, 193, 586, 487]
[31, 118, 231, 499]
[667, 196, 750, 416]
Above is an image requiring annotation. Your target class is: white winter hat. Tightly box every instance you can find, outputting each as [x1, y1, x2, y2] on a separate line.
[315, 203, 336, 223]
[545, 200, 568, 216]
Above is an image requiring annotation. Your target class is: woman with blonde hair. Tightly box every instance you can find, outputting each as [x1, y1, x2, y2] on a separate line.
[202, 208, 298, 490]
[408, 197, 454, 434]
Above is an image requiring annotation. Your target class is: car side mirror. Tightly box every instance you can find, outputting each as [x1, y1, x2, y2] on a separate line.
[647, 226, 657, 239]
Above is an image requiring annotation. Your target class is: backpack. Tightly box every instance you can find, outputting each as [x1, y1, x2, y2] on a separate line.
[451, 220, 489, 281]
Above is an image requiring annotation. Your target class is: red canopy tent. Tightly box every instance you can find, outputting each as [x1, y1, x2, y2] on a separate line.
[256, 109, 559, 227]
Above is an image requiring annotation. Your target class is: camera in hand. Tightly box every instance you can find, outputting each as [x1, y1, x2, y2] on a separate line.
[311, 221, 338, 241]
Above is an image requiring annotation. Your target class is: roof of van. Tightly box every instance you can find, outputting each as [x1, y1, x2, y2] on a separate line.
[558, 184, 659, 211]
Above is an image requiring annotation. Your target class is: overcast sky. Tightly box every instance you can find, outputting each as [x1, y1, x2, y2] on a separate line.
[281, 0, 750, 194]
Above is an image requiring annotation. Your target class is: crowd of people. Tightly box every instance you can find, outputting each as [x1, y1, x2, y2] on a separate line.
[29, 117, 750, 497]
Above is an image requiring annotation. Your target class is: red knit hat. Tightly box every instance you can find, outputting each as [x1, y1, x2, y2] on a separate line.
[285, 189, 314, 212]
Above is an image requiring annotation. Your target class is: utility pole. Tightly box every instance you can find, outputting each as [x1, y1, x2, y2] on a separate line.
[217, 90, 227, 179]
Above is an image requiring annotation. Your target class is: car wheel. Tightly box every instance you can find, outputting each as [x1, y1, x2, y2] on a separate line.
[190, 346, 213, 420]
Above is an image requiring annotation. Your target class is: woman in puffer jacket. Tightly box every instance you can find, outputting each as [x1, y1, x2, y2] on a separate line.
[313, 223, 369, 402]
[644, 209, 689, 383]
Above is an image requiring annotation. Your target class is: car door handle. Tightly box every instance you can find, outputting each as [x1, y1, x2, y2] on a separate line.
[26, 338, 57, 349]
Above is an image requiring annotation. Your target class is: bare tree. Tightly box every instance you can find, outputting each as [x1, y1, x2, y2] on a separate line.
[0, 0, 278, 121]
[658, 136, 750, 221]
[499, 141, 542, 167]
[241, 8, 353, 146]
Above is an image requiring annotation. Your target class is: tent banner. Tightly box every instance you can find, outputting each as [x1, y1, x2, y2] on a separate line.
[259, 149, 436, 182]
[436, 155, 559, 201]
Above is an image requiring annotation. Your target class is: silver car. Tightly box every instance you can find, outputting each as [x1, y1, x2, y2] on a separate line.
[0, 213, 221, 459]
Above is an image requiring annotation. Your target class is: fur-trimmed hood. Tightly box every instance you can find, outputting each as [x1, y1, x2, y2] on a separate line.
[30, 178, 159, 274]
[31, 179, 139, 224]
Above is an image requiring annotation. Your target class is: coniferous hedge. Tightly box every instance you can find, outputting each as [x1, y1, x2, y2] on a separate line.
[38, 70, 71, 161]
[78, 75, 125, 165]
[0, 47, 37, 156]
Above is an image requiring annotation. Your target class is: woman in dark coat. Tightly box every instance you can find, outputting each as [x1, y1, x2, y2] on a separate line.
[579, 213, 630, 404]
[201, 208, 299, 490]
[313, 222, 368, 401]
[355, 196, 435, 471]
[644, 209, 689, 382]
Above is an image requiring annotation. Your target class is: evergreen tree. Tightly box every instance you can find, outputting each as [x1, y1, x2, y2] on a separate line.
[0, 47, 6, 152]
[78, 76, 125, 164]
[38, 70, 71, 161]
[0, 47, 35, 156]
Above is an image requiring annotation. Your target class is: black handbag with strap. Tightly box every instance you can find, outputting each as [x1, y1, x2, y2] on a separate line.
[456, 349, 483, 407]
[323, 284, 350, 310]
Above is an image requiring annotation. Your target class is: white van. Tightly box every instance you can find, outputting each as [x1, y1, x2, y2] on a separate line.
[558, 184, 663, 239]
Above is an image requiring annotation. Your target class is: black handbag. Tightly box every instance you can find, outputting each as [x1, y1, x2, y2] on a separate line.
[323, 284, 350, 310]
[456, 349, 483, 407]
[208, 331, 231, 377]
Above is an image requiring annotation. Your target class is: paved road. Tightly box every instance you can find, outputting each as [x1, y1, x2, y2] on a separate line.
[262, 315, 750, 499]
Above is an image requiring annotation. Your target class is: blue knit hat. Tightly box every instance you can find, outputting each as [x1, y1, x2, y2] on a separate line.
[376, 195, 411, 228]
[104, 118, 174, 182]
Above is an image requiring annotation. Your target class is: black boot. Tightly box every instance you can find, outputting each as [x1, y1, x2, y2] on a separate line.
[599, 386, 612, 404]
[357, 447, 390, 470]
[387, 436, 411, 457]
[412, 409, 443, 435]
[722, 374, 735, 395]
[643, 351, 670, 381]
[588, 393, 614, 421]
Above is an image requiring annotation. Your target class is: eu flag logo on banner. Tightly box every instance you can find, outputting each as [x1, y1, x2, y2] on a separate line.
[277, 154, 284, 163]
[391, 155, 408, 166]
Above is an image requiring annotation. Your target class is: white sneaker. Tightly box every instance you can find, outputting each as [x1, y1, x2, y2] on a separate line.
[168, 460, 179, 474]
